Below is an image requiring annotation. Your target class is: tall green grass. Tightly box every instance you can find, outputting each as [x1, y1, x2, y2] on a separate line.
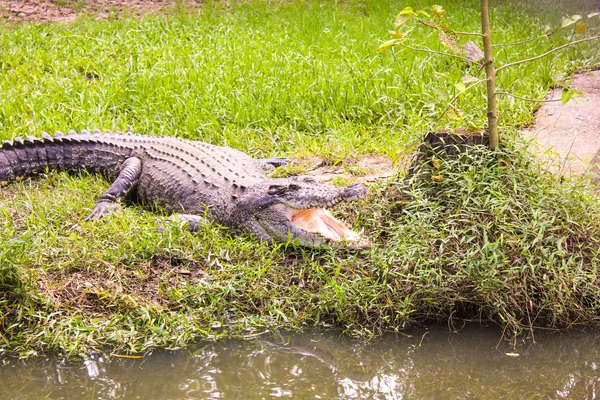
[1, 0, 600, 357]
[1, 0, 598, 157]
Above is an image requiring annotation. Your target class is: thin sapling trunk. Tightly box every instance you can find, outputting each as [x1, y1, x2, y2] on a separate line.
[480, 0, 499, 149]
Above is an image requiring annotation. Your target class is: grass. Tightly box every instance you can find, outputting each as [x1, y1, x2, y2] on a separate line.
[1, 0, 600, 357]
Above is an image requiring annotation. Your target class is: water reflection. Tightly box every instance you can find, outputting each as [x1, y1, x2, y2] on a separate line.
[2, 324, 600, 399]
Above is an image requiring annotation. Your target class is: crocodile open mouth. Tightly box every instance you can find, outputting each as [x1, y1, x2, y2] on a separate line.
[289, 207, 361, 242]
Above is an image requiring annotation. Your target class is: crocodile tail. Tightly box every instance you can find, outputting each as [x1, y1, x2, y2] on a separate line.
[0, 136, 44, 182]
[0, 143, 13, 183]
[0, 130, 136, 184]
[0, 131, 83, 183]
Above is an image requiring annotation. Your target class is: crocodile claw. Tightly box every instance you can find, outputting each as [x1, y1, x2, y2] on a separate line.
[84, 201, 121, 221]
[162, 214, 208, 232]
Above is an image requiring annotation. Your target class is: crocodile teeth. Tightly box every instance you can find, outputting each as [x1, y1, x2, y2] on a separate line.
[290, 207, 360, 242]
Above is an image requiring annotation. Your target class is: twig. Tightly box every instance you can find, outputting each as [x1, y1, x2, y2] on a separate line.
[417, 19, 484, 37]
[435, 78, 487, 123]
[493, 36, 540, 47]
[455, 31, 485, 37]
[496, 91, 562, 103]
[417, 18, 484, 37]
[496, 35, 600, 73]
[472, 61, 487, 78]
[398, 43, 472, 63]
[417, 19, 439, 30]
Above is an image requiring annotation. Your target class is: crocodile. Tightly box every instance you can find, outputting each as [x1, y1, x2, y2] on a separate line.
[0, 130, 367, 246]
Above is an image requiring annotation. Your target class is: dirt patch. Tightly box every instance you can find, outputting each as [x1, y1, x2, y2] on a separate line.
[523, 70, 600, 178]
[0, 0, 201, 23]
[291, 154, 402, 184]
[36, 257, 205, 317]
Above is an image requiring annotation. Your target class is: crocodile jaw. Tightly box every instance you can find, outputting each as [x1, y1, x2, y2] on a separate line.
[289, 207, 361, 242]
[246, 181, 368, 246]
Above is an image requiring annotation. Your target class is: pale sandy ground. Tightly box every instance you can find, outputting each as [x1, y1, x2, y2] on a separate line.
[0, 0, 201, 23]
[523, 70, 600, 179]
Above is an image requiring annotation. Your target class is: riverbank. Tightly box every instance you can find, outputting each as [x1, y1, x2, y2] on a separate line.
[1, 0, 600, 358]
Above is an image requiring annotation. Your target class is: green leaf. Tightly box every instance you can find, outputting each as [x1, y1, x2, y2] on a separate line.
[571, 14, 582, 21]
[394, 7, 416, 27]
[377, 39, 400, 53]
[397, 7, 415, 16]
[543, 25, 553, 36]
[431, 5, 446, 18]
[434, 71, 450, 79]
[560, 88, 583, 104]
[561, 88, 574, 104]
[446, 107, 463, 120]
[562, 17, 575, 28]
[416, 10, 431, 18]
[454, 81, 466, 92]
[575, 22, 588, 34]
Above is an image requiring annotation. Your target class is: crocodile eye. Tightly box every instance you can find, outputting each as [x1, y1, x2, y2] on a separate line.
[268, 185, 288, 195]
[302, 177, 317, 183]
[288, 184, 300, 191]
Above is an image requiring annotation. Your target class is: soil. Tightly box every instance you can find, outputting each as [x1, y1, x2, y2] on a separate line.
[292, 154, 400, 184]
[523, 70, 600, 178]
[37, 256, 206, 317]
[0, 0, 201, 23]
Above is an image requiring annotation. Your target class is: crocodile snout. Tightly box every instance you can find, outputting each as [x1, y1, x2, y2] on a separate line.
[342, 183, 367, 201]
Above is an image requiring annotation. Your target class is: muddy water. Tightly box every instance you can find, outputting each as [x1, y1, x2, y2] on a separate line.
[1, 324, 599, 399]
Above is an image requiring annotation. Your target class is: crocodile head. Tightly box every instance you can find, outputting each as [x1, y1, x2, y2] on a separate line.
[235, 177, 368, 247]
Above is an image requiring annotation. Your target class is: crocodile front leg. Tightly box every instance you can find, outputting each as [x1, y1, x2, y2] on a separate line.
[85, 157, 142, 220]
